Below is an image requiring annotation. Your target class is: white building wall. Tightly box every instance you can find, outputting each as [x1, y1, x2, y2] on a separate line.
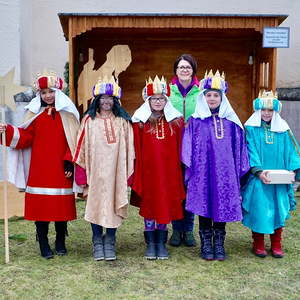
[1, 0, 300, 87]
[0, 0, 21, 83]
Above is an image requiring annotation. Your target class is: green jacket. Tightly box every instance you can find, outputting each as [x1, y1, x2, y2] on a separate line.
[169, 84, 200, 122]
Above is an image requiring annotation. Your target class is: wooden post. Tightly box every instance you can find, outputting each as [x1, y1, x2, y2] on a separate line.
[0, 85, 9, 263]
[68, 17, 75, 102]
[269, 48, 277, 92]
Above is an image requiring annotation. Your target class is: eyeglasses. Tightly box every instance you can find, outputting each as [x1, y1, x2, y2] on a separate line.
[177, 66, 192, 71]
[150, 97, 166, 102]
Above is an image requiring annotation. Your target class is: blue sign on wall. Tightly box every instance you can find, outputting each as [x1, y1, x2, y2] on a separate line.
[263, 27, 290, 48]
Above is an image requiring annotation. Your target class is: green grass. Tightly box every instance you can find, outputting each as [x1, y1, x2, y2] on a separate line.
[0, 199, 299, 300]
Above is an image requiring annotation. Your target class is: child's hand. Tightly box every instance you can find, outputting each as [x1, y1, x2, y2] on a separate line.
[0, 123, 7, 133]
[65, 171, 73, 178]
[259, 171, 271, 184]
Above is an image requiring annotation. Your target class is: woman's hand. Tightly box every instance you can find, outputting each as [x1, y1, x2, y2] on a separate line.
[259, 171, 271, 184]
[0, 123, 7, 133]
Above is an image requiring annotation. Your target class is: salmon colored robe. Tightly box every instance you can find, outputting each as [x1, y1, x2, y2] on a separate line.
[74, 114, 135, 228]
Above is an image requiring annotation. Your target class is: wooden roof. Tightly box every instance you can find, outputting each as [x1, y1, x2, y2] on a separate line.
[58, 13, 288, 40]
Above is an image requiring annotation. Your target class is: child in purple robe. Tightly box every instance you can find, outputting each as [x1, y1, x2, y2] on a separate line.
[181, 70, 250, 260]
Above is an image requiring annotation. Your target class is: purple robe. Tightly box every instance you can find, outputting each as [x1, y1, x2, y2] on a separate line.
[182, 116, 250, 222]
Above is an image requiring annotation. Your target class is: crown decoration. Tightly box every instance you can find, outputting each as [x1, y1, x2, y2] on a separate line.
[92, 76, 122, 98]
[34, 70, 63, 91]
[253, 90, 281, 112]
[199, 70, 228, 93]
[142, 76, 170, 100]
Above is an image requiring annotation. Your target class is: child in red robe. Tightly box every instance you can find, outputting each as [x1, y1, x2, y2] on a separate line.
[0, 71, 80, 259]
[131, 76, 185, 260]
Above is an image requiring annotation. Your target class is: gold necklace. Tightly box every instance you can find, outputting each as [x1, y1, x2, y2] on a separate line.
[212, 113, 224, 139]
[155, 118, 165, 140]
[263, 123, 274, 144]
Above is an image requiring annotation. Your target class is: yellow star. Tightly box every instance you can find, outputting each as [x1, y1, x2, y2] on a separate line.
[0, 68, 27, 111]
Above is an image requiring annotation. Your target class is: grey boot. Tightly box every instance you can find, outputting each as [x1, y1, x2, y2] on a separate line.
[144, 231, 156, 260]
[155, 230, 169, 260]
[104, 234, 116, 261]
[93, 236, 104, 261]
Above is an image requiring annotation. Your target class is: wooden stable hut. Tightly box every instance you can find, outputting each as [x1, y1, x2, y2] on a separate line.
[58, 13, 287, 121]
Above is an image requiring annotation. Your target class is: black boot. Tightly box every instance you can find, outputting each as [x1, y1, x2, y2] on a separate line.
[55, 221, 68, 256]
[155, 230, 169, 260]
[144, 231, 156, 260]
[214, 229, 226, 261]
[199, 229, 214, 260]
[35, 221, 54, 259]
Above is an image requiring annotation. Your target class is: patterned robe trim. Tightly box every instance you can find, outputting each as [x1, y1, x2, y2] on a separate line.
[288, 130, 300, 157]
[73, 115, 90, 164]
[26, 186, 74, 195]
[9, 125, 20, 148]
[102, 117, 117, 144]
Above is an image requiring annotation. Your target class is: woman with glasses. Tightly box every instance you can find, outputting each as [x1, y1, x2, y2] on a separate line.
[168, 54, 200, 248]
[130, 76, 185, 260]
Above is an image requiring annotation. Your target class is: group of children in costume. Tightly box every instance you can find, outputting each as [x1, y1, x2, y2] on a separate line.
[0, 54, 299, 262]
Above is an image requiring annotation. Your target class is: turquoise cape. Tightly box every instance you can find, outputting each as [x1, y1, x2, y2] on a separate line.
[241, 123, 300, 234]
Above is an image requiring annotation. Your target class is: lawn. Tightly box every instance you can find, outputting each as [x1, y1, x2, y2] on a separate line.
[0, 198, 299, 300]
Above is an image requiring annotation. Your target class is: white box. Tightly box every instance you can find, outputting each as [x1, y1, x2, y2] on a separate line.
[265, 170, 295, 184]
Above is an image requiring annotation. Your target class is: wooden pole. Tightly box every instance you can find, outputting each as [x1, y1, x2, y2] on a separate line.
[0, 85, 9, 263]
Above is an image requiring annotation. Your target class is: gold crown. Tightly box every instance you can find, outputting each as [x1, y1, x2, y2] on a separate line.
[143, 75, 170, 100]
[34, 69, 63, 90]
[258, 90, 278, 100]
[204, 70, 226, 80]
[93, 76, 121, 98]
[200, 70, 228, 93]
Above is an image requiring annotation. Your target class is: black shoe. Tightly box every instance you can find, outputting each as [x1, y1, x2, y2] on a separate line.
[35, 221, 54, 259]
[199, 229, 214, 260]
[183, 231, 196, 247]
[144, 231, 156, 260]
[168, 230, 182, 247]
[55, 221, 68, 256]
[214, 229, 226, 261]
[155, 230, 169, 260]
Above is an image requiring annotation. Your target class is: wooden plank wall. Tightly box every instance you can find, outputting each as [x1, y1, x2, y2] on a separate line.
[75, 29, 260, 122]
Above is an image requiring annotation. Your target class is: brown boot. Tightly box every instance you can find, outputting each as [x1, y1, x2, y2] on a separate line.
[270, 227, 284, 258]
[252, 232, 267, 258]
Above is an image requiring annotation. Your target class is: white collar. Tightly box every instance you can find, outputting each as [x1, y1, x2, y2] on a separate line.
[244, 110, 290, 132]
[132, 96, 182, 123]
[24, 88, 80, 121]
[192, 90, 243, 129]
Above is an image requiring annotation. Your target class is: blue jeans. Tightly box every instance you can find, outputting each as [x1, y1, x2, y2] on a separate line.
[91, 223, 116, 239]
[171, 200, 195, 232]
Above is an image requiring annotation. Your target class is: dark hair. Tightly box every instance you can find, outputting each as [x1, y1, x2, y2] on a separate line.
[203, 88, 222, 98]
[85, 94, 131, 122]
[173, 54, 197, 77]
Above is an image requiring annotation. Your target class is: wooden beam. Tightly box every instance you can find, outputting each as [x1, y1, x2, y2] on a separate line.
[269, 48, 277, 92]
[68, 17, 75, 102]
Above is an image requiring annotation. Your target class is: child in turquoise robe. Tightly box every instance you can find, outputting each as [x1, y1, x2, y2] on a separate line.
[242, 92, 300, 258]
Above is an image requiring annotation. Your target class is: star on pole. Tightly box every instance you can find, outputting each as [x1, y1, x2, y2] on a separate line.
[0, 68, 28, 111]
